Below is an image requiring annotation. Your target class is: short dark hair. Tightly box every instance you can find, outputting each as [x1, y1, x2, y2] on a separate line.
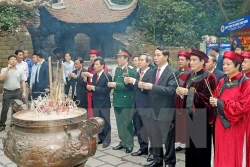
[8, 55, 17, 60]
[15, 49, 23, 55]
[210, 46, 219, 53]
[94, 57, 105, 66]
[232, 60, 242, 71]
[74, 57, 84, 64]
[65, 52, 73, 57]
[132, 55, 139, 60]
[156, 46, 170, 62]
[156, 46, 170, 56]
[209, 55, 217, 63]
[34, 51, 44, 58]
[235, 45, 244, 50]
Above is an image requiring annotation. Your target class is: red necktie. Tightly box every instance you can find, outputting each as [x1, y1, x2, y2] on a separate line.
[139, 71, 144, 81]
[154, 68, 161, 84]
[96, 74, 99, 83]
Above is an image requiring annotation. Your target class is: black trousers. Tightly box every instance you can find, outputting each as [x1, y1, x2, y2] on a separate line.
[0, 90, 21, 127]
[151, 119, 176, 165]
[64, 77, 73, 98]
[186, 111, 212, 167]
[93, 108, 111, 143]
[133, 109, 149, 152]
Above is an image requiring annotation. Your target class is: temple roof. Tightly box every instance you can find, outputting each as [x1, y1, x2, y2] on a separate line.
[46, 0, 138, 23]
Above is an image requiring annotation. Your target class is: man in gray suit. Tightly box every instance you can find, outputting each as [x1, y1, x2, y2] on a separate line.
[139, 46, 177, 167]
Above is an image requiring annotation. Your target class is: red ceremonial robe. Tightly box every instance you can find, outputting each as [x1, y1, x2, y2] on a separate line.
[245, 72, 250, 78]
[175, 66, 191, 145]
[87, 64, 108, 118]
[176, 68, 217, 167]
[213, 72, 250, 167]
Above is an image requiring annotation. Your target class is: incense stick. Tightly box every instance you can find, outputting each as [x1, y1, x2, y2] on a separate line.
[173, 72, 180, 87]
[103, 72, 110, 82]
[204, 78, 213, 97]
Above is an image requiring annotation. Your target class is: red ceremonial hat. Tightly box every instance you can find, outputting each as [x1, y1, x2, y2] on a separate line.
[178, 50, 190, 58]
[189, 49, 208, 62]
[241, 52, 250, 59]
[223, 51, 243, 63]
[89, 49, 101, 55]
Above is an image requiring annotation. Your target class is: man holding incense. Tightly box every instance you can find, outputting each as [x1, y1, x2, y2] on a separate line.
[108, 47, 136, 154]
[176, 49, 216, 167]
[210, 51, 250, 167]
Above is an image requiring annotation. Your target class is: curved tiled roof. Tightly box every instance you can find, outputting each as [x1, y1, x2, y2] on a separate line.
[46, 0, 138, 23]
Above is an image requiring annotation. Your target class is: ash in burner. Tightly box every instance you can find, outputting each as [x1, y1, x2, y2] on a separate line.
[29, 93, 80, 118]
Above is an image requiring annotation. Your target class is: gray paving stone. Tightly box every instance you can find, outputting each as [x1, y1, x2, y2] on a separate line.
[0, 150, 4, 156]
[92, 150, 106, 158]
[0, 155, 12, 165]
[176, 160, 185, 167]
[85, 157, 105, 167]
[122, 155, 148, 165]
[6, 164, 17, 167]
[97, 165, 114, 167]
[176, 152, 185, 161]
[98, 155, 126, 166]
[103, 148, 129, 158]
[118, 162, 142, 167]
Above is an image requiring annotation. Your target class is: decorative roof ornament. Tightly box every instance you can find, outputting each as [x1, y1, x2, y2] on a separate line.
[51, 0, 66, 10]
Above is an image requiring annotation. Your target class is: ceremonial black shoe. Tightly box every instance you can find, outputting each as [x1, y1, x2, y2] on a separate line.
[0, 126, 5, 132]
[144, 162, 163, 167]
[165, 164, 175, 167]
[102, 142, 110, 148]
[175, 146, 183, 152]
[147, 154, 154, 162]
[131, 149, 148, 156]
[98, 140, 103, 144]
[125, 147, 133, 153]
[112, 144, 124, 150]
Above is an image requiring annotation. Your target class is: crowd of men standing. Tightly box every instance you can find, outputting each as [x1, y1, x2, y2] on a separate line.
[0, 45, 249, 167]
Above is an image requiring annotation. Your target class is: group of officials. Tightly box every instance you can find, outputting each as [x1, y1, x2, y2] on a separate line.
[0, 45, 250, 167]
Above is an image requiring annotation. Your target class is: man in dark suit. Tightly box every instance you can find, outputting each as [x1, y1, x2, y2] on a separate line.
[86, 58, 112, 148]
[124, 53, 154, 161]
[210, 46, 223, 71]
[68, 57, 88, 109]
[205, 55, 225, 83]
[30, 51, 49, 99]
[139, 46, 177, 167]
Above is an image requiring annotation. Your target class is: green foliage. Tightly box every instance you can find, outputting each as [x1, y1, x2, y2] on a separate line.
[0, 6, 34, 33]
[130, 0, 249, 47]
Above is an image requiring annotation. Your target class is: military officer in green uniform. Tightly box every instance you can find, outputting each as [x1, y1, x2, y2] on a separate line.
[108, 47, 136, 153]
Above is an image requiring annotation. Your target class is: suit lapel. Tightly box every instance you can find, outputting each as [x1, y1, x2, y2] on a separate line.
[157, 66, 170, 85]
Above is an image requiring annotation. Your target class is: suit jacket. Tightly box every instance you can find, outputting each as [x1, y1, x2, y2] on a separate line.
[92, 72, 112, 109]
[70, 68, 88, 107]
[34, 61, 49, 91]
[147, 65, 177, 120]
[216, 54, 223, 71]
[125, 69, 152, 109]
[213, 68, 225, 83]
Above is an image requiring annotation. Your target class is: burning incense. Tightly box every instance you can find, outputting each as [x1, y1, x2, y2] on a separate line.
[204, 78, 213, 97]
[48, 57, 53, 99]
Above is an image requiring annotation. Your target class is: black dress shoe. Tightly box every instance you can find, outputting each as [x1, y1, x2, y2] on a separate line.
[102, 143, 110, 148]
[131, 150, 148, 156]
[0, 126, 5, 132]
[165, 164, 175, 167]
[98, 140, 103, 144]
[175, 146, 183, 152]
[144, 162, 163, 167]
[125, 147, 133, 153]
[113, 144, 124, 150]
[147, 154, 154, 162]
